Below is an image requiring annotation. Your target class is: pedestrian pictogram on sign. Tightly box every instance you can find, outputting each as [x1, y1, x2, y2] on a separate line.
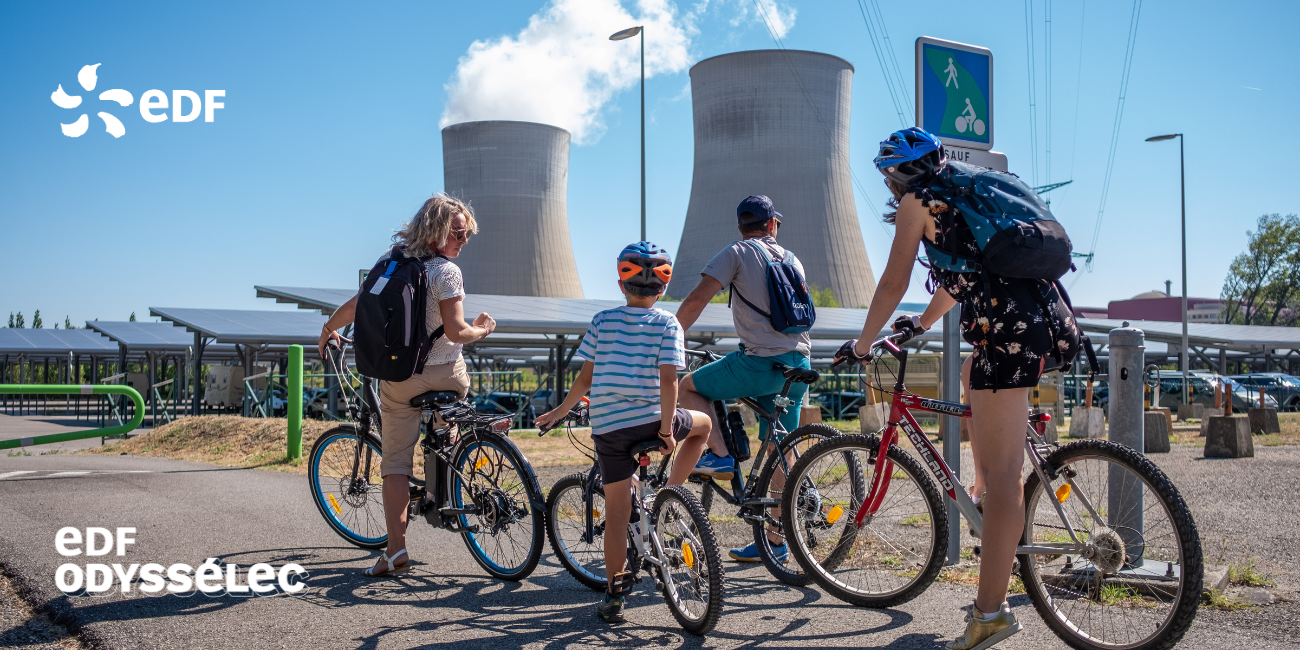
[916, 37, 993, 150]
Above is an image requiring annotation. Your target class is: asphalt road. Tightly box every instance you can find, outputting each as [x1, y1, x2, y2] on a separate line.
[0, 449, 1297, 649]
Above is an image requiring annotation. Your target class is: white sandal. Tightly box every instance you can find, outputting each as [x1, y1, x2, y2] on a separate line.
[363, 548, 411, 577]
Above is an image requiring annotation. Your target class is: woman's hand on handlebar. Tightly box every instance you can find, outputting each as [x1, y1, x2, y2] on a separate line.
[318, 329, 340, 359]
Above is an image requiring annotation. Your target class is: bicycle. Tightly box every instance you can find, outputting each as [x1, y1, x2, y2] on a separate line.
[545, 348, 859, 588]
[308, 338, 546, 581]
[781, 332, 1203, 650]
[540, 404, 724, 635]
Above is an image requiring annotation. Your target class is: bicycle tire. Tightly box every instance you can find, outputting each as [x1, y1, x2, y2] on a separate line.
[751, 423, 850, 586]
[308, 425, 387, 549]
[654, 485, 724, 635]
[451, 432, 546, 581]
[1019, 440, 1202, 650]
[782, 433, 948, 607]
[545, 472, 608, 591]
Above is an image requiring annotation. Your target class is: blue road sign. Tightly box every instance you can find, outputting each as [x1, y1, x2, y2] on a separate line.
[915, 37, 993, 151]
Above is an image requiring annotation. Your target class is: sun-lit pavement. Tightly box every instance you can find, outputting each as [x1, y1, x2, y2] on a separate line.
[0, 443, 1296, 648]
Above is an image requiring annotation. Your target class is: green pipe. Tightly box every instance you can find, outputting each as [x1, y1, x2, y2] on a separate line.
[0, 385, 144, 450]
[287, 345, 303, 460]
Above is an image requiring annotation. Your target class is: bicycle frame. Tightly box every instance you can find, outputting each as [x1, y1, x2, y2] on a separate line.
[855, 337, 1100, 557]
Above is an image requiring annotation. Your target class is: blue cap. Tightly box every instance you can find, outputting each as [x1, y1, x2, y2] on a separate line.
[737, 195, 782, 225]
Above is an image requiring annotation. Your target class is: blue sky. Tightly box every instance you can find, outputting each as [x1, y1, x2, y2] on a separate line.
[2, 0, 1296, 325]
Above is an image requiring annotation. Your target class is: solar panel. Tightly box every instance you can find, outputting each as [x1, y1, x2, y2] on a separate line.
[0, 328, 117, 356]
[149, 308, 328, 345]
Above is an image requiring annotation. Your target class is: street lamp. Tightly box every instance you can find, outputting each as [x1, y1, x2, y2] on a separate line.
[1146, 133, 1188, 406]
[610, 25, 645, 241]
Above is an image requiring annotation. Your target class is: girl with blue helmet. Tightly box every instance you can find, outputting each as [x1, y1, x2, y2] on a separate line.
[838, 127, 1081, 650]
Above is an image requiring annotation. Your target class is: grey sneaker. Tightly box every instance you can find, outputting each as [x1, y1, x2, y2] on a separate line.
[596, 593, 625, 623]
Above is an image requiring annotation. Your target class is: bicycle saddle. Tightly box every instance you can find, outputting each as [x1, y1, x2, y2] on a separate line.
[774, 364, 820, 385]
[629, 439, 665, 460]
[410, 390, 460, 408]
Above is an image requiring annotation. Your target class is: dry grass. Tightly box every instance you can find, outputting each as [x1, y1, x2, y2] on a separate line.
[83, 416, 339, 474]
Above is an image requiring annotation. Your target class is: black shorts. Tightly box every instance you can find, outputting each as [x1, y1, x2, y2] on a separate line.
[593, 408, 693, 484]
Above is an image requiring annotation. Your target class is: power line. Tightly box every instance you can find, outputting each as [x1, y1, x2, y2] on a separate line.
[854, 0, 907, 127]
[869, 0, 913, 115]
[1086, 0, 1144, 262]
[1066, 0, 1087, 201]
[1023, 0, 1040, 186]
[1045, 0, 1052, 185]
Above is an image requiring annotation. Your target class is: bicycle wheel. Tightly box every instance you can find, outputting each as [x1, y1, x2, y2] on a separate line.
[452, 432, 546, 581]
[653, 485, 723, 635]
[1019, 440, 1202, 650]
[545, 472, 608, 591]
[751, 423, 850, 586]
[782, 434, 947, 607]
[308, 425, 387, 549]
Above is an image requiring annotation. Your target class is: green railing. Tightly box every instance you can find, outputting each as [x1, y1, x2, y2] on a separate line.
[0, 384, 144, 450]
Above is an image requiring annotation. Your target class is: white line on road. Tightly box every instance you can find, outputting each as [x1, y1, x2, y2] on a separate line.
[45, 471, 92, 477]
[0, 471, 36, 480]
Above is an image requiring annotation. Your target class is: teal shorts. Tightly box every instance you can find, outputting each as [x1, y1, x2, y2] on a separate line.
[688, 347, 810, 440]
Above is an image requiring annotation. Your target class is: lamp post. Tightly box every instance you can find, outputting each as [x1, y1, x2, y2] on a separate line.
[610, 25, 645, 240]
[1146, 133, 1188, 405]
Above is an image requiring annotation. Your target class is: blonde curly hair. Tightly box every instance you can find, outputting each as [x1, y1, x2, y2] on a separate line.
[394, 194, 478, 258]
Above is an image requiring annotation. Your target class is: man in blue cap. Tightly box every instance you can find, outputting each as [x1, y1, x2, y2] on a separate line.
[674, 194, 813, 565]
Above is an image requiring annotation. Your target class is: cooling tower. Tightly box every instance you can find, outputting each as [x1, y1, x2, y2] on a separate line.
[668, 50, 876, 308]
[442, 120, 583, 298]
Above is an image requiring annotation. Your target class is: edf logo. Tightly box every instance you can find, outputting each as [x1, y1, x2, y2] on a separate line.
[51, 63, 225, 138]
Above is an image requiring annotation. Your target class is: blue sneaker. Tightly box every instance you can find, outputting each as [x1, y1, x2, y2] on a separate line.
[729, 541, 788, 563]
[692, 452, 736, 480]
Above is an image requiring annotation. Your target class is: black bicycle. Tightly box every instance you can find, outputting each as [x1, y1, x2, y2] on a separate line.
[544, 349, 861, 587]
[308, 338, 545, 581]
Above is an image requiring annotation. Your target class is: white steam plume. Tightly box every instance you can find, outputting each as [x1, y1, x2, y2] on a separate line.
[731, 0, 796, 39]
[439, 0, 795, 144]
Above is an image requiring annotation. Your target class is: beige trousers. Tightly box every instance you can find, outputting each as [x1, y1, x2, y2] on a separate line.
[378, 357, 470, 477]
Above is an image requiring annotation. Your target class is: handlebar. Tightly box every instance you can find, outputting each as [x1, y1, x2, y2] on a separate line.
[538, 403, 589, 436]
[831, 331, 910, 369]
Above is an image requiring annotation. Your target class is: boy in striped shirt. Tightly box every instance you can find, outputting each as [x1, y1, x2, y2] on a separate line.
[535, 241, 711, 624]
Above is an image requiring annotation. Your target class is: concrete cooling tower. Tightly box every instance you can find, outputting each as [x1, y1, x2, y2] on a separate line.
[442, 120, 583, 298]
[668, 50, 876, 308]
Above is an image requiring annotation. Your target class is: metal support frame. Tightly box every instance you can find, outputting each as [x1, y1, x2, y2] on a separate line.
[940, 305, 962, 565]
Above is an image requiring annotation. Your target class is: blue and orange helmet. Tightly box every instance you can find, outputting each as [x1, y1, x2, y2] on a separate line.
[617, 241, 672, 296]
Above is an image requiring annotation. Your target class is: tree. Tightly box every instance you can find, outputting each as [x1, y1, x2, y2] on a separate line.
[6, 313, 12, 328]
[64, 316, 74, 329]
[32, 310, 42, 329]
[809, 285, 841, 309]
[14, 312, 24, 328]
[129, 311, 137, 322]
[1222, 214, 1300, 326]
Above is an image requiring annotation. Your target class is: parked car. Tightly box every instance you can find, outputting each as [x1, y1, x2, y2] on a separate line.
[530, 389, 555, 414]
[812, 391, 865, 420]
[471, 391, 536, 428]
[1148, 373, 1277, 413]
[1229, 373, 1300, 411]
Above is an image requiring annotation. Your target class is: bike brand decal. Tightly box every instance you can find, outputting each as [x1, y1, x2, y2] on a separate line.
[917, 398, 968, 416]
[900, 422, 954, 492]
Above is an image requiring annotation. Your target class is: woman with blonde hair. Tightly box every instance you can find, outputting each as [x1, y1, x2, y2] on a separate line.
[318, 193, 497, 577]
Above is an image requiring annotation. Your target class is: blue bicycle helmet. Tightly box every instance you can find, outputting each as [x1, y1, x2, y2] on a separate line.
[617, 241, 673, 297]
[874, 127, 945, 187]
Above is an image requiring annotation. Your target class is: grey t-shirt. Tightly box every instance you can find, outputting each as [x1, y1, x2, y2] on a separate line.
[700, 237, 812, 358]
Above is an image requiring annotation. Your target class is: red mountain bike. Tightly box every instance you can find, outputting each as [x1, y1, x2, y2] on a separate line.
[781, 332, 1202, 650]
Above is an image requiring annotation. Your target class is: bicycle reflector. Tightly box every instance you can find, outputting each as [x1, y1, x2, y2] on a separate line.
[1055, 484, 1072, 503]
[491, 419, 511, 433]
[826, 505, 844, 524]
[474, 456, 492, 471]
[327, 493, 343, 515]
[682, 541, 695, 569]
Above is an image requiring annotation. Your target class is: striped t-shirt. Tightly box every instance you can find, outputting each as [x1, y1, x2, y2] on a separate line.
[575, 306, 686, 436]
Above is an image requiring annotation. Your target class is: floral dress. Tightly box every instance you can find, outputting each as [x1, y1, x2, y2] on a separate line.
[914, 188, 1082, 390]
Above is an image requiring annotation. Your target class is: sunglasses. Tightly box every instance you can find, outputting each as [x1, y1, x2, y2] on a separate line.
[451, 228, 472, 242]
[618, 261, 672, 284]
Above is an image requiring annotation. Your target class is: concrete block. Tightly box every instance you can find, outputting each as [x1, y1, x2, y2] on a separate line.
[1198, 408, 1224, 436]
[1248, 408, 1280, 435]
[859, 403, 886, 433]
[1143, 412, 1171, 453]
[1239, 587, 1275, 606]
[1069, 407, 1106, 439]
[1204, 415, 1254, 458]
[800, 405, 823, 425]
[959, 418, 971, 442]
[1177, 403, 1204, 421]
[1148, 407, 1173, 437]
[1042, 418, 1059, 444]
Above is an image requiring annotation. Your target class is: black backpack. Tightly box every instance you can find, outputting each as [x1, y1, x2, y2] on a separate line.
[923, 161, 1074, 281]
[354, 247, 445, 382]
